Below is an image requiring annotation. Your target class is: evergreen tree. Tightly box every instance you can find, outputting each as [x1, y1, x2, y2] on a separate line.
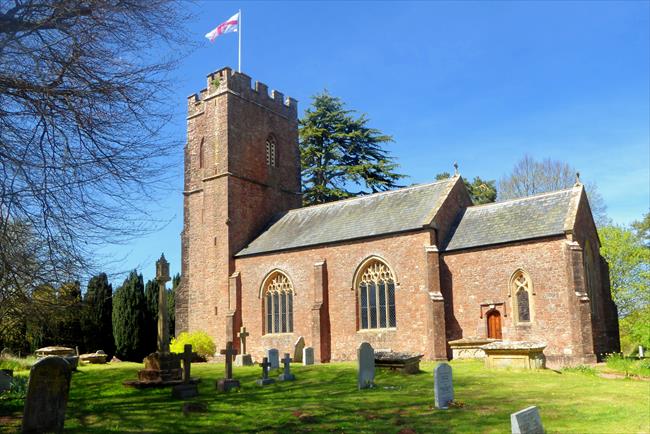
[143, 278, 159, 355]
[435, 172, 497, 205]
[57, 281, 83, 349]
[82, 273, 115, 356]
[299, 91, 405, 205]
[112, 271, 147, 361]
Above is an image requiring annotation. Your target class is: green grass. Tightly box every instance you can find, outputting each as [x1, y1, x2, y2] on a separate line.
[602, 353, 650, 378]
[1, 359, 649, 433]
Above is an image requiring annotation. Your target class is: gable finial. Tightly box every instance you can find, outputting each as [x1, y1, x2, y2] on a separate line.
[453, 161, 459, 176]
[575, 171, 582, 186]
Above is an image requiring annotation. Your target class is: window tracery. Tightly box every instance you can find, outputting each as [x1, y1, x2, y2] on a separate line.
[357, 260, 396, 329]
[264, 272, 293, 334]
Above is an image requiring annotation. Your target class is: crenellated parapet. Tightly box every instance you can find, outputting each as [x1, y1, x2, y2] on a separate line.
[187, 67, 298, 119]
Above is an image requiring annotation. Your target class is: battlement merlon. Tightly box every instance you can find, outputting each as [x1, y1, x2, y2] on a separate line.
[186, 67, 298, 119]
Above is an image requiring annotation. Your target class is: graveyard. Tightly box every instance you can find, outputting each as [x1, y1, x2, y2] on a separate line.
[1, 356, 649, 433]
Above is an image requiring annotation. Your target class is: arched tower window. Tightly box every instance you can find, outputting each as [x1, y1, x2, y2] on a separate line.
[356, 259, 396, 330]
[510, 270, 533, 324]
[263, 271, 293, 334]
[198, 137, 205, 169]
[265, 135, 277, 168]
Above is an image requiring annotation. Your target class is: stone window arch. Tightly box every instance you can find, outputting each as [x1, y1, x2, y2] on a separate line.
[261, 270, 293, 334]
[510, 269, 534, 324]
[265, 134, 277, 168]
[354, 258, 397, 330]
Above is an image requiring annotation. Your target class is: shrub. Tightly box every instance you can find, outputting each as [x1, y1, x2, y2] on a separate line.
[170, 331, 215, 360]
[605, 353, 650, 377]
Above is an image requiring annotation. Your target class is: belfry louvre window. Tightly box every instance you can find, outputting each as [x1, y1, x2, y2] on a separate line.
[357, 260, 396, 329]
[511, 270, 533, 323]
[265, 135, 277, 167]
[264, 272, 293, 334]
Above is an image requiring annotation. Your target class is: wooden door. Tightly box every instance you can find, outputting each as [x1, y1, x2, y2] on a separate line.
[487, 310, 502, 340]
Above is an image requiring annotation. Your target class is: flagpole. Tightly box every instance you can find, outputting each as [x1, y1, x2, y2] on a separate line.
[238, 9, 242, 72]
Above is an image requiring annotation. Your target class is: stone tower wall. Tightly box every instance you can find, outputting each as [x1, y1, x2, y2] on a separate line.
[177, 67, 301, 348]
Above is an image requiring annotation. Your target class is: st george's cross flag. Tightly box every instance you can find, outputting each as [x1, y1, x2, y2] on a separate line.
[205, 12, 240, 42]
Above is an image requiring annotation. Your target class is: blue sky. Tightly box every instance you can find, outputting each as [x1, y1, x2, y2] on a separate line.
[102, 1, 649, 285]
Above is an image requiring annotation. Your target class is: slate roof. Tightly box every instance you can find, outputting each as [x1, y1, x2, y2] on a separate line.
[443, 186, 581, 252]
[236, 178, 457, 257]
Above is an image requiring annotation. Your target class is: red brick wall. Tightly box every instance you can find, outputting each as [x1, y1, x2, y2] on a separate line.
[441, 236, 592, 362]
[234, 231, 437, 361]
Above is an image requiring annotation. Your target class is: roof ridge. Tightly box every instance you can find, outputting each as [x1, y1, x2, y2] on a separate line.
[287, 177, 458, 213]
[467, 186, 580, 210]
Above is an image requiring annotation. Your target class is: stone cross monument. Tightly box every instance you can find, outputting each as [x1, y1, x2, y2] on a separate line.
[234, 326, 253, 366]
[156, 253, 171, 354]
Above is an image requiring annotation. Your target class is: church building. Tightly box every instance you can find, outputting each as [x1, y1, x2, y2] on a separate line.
[176, 67, 620, 366]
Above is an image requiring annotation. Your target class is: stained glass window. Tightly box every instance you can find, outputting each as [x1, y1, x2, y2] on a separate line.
[264, 272, 293, 334]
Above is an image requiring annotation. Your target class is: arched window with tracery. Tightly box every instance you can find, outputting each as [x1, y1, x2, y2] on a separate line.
[511, 270, 533, 324]
[356, 259, 397, 330]
[265, 135, 277, 167]
[263, 271, 293, 334]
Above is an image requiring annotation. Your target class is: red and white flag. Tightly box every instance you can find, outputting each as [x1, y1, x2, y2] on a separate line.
[205, 12, 240, 42]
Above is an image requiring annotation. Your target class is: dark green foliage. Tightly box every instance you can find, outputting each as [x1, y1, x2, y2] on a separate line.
[143, 279, 159, 355]
[56, 281, 83, 349]
[299, 91, 405, 205]
[435, 173, 497, 205]
[81, 273, 115, 356]
[112, 271, 147, 361]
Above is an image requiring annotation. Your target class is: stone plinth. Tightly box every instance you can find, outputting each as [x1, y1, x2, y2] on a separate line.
[449, 337, 499, 360]
[481, 341, 547, 370]
[216, 378, 240, 392]
[374, 351, 423, 374]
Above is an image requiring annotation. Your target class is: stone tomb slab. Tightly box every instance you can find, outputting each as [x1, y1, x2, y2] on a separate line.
[434, 362, 454, 409]
[511, 406, 544, 434]
[357, 342, 375, 389]
[22, 356, 72, 433]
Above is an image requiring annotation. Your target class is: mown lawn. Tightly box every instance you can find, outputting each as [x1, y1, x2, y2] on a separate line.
[1, 359, 649, 433]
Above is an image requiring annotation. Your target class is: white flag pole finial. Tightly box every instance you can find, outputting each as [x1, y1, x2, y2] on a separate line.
[238, 9, 242, 72]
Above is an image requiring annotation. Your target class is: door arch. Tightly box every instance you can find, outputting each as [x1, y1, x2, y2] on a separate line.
[486, 309, 502, 340]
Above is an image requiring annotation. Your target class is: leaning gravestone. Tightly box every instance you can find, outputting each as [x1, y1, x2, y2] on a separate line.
[511, 406, 544, 434]
[22, 356, 72, 433]
[267, 348, 280, 369]
[303, 347, 315, 366]
[357, 342, 375, 389]
[293, 337, 305, 363]
[434, 362, 454, 409]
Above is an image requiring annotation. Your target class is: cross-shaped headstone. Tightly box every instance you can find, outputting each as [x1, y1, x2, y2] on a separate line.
[220, 341, 238, 380]
[278, 353, 296, 381]
[180, 344, 197, 384]
[259, 357, 271, 380]
[238, 326, 250, 355]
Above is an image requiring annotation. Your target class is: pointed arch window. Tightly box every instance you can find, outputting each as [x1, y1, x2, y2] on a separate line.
[265, 135, 277, 168]
[263, 271, 293, 334]
[356, 259, 396, 330]
[511, 270, 533, 324]
[198, 137, 205, 168]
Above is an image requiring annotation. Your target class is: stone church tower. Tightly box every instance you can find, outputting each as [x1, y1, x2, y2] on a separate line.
[176, 67, 301, 349]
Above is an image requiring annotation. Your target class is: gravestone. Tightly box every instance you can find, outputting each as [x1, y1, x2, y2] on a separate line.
[234, 326, 253, 367]
[172, 344, 199, 399]
[267, 348, 280, 369]
[22, 356, 72, 433]
[510, 406, 544, 434]
[303, 347, 315, 366]
[639, 346, 645, 358]
[293, 337, 305, 363]
[256, 357, 275, 386]
[278, 353, 296, 381]
[0, 369, 12, 393]
[216, 341, 240, 392]
[434, 363, 454, 409]
[357, 342, 375, 389]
